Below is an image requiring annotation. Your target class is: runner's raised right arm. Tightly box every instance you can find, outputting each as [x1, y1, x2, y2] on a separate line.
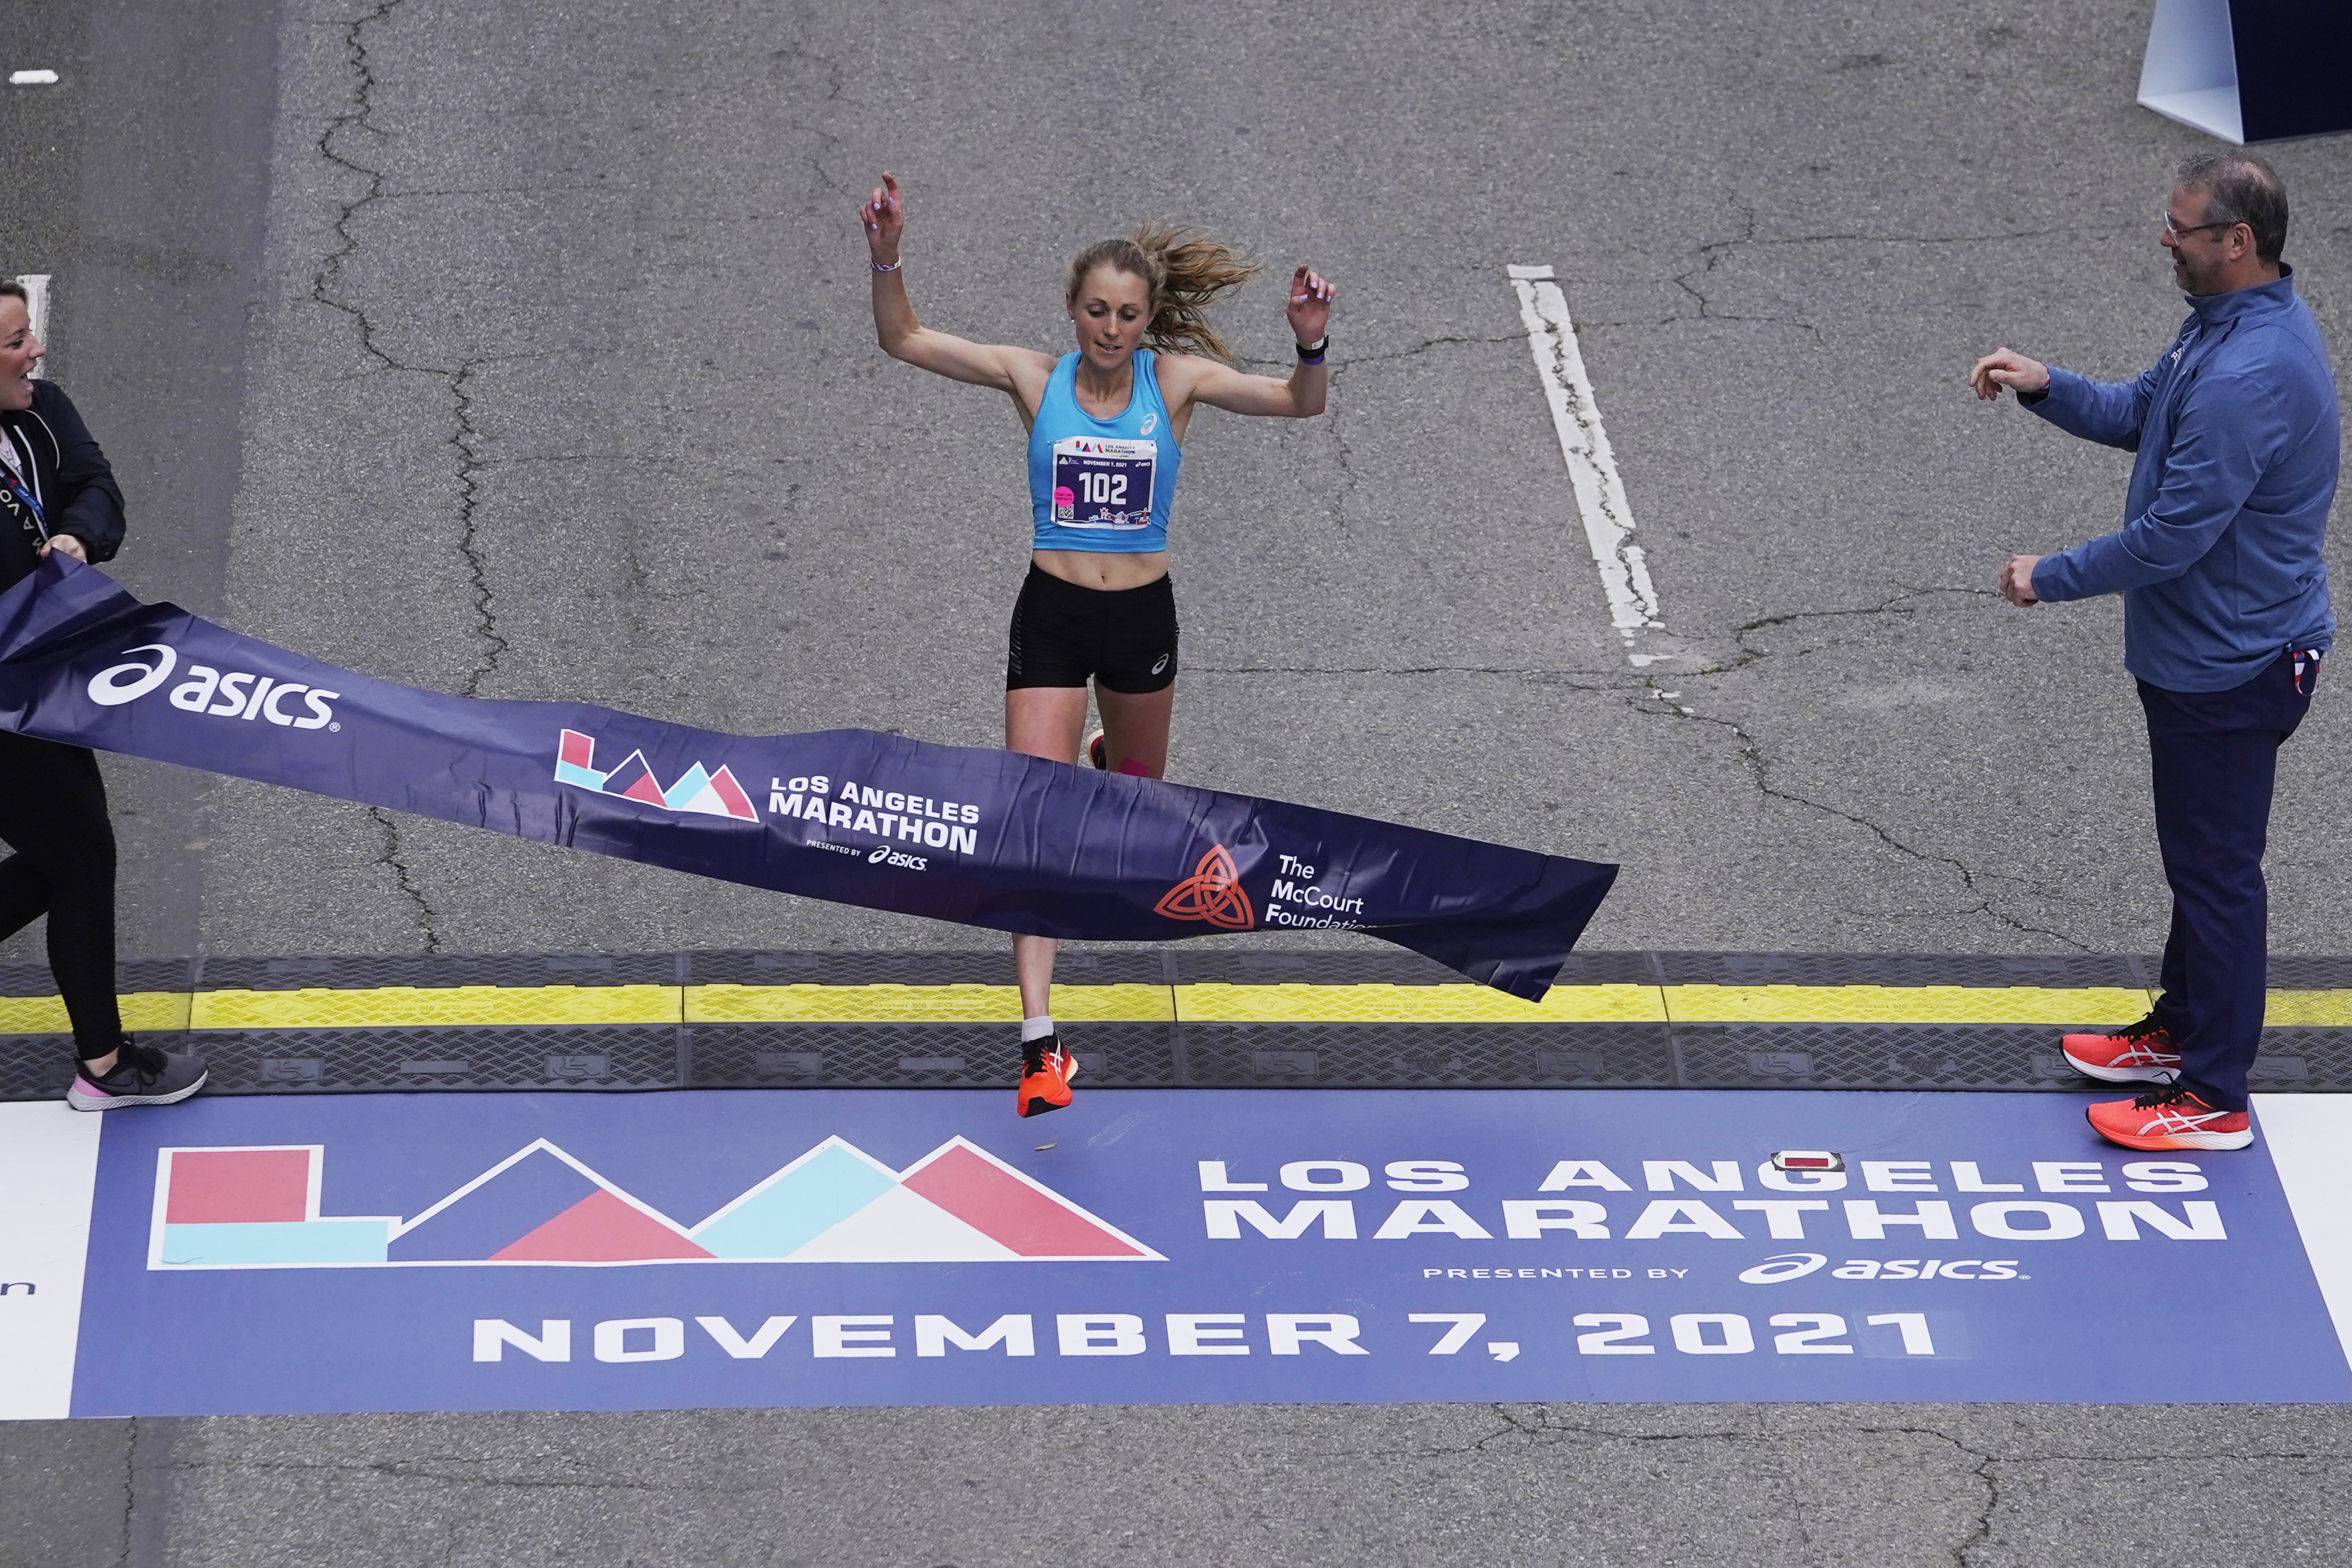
[863, 174, 1052, 406]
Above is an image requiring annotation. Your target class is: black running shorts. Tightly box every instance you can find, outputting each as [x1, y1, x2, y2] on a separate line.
[1006, 564, 1179, 693]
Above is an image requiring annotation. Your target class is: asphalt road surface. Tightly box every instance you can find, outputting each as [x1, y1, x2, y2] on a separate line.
[4, 0, 2352, 1562]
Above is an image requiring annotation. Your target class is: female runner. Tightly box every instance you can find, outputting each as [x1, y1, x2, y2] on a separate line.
[861, 172, 1335, 1118]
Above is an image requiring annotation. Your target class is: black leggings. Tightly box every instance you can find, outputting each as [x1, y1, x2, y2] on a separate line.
[0, 731, 122, 1060]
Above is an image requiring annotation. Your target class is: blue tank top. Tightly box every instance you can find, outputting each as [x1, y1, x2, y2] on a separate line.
[1028, 350, 1180, 552]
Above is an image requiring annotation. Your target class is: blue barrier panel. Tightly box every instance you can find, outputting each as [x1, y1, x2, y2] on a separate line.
[48, 1089, 2352, 1415]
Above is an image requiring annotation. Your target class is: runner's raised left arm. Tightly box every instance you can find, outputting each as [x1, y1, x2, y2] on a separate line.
[1171, 265, 1334, 418]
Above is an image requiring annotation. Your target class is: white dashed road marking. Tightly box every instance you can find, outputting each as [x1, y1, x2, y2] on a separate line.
[1507, 263, 1672, 666]
[9, 70, 61, 86]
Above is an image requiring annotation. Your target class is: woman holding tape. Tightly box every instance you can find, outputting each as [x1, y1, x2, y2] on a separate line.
[860, 172, 1335, 1118]
[0, 279, 206, 1110]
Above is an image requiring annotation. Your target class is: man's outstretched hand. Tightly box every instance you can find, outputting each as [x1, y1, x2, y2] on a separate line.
[1998, 554, 2043, 607]
[1969, 348, 2051, 401]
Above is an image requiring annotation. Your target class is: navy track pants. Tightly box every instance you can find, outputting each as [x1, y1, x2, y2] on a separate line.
[2139, 647, 2320, 1111]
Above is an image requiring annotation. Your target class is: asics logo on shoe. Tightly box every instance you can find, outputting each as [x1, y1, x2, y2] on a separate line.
[2127, 1087, 2228, 1128]
[2087, 1085, 2253, 1152]
[2061, 1015, 2180, 1084]
[1017, 1042, 1079, 1118]
[2143, 1106, 2228, 1134]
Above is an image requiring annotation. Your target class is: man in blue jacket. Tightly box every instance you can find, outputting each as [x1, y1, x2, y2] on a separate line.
[1970, 153, 2337, 1153]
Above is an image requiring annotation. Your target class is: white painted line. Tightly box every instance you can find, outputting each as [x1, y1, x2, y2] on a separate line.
[0, 1103, 104, 1420]
[1507, 263, 1669, 666]
[2253, 1095, 2352, 1376]
[14, 275, 49, 378]
[9, 70, 61, 86]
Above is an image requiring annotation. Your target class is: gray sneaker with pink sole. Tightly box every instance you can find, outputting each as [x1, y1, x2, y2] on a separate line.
[65, 1039, 208, 1110]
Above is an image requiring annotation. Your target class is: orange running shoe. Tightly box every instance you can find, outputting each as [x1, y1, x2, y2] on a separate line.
[2061, 1012, 2180, 1084]
[1017, 1036, 1079, 1118]
[2087, 1085, 2252, 1152]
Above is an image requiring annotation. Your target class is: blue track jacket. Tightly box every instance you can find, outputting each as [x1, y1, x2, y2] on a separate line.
[2026, 271, 2339, 692]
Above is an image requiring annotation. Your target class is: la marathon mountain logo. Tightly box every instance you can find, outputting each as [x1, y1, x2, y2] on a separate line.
[1154, 844, 1254, 930]
[553, 728, 759, 823]
[148, 1137, 1162, 1269]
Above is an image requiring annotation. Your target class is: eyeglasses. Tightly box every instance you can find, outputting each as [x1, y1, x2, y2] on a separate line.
[2161, 210, 2242, 241]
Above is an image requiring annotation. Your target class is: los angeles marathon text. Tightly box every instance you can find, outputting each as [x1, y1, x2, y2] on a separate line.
[769, 775, 980, 856]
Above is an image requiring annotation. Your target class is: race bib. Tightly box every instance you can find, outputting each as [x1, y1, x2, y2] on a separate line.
[1051, 437, 1156, 530]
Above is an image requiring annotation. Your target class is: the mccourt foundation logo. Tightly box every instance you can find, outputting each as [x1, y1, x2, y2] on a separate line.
[1154, 845, 1254, 930]
[554, 728, 758, 823]
[148, 1136, 1161, 1269]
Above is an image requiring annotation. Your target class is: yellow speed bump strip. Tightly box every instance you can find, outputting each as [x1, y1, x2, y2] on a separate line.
[2, 981, 2350, 1035]
[1172, 982, 1667, 1023]
[0, 992, 192, 1035]
[1660, 985, 2158, 1027]
[2260, 989, 2352, 1027]
[189, 985, 682, 1030]
[685, 983, 1174, 1023]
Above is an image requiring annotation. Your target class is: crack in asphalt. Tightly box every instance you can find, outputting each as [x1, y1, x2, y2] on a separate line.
[773, 36, 856, 206]
[1629, 693, 2083, 947]
[368, 805, 440, 952]
[182, 1454, 782, 1496]
[115, 1419, 139, 1568]
[1325, 362, 1359, 533]
[1194, 588, 2084, 946]
[1224, 335, 1536, 546]
[1428, 1411, 2339, 1566]
[315, 0, 506, 701]
[1703, 585, 2006, 679]
[164, 1410, 2348, 1567]
[449, 363, 509, 696]
[1237, 324, 1535, 534]
[1667, 207, 1823, 341]
[1580, 213, 2103, 341]
[1237, 339, 1534, 535]
[1233, 332, 1528, 377]
[1628, 587, 2091, 949]
[363, 184, 604, 202]
[304, 0, 507, 943]
[312, 0, 410, 369]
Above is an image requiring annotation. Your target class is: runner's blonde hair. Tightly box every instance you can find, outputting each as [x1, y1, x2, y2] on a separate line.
[1065, 224, 1262, 364]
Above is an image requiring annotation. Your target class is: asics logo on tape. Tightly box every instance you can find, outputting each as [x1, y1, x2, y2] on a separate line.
[87, 644, 341, 730]
[87, 643, 177, 706]
[867, 844, 929, 871]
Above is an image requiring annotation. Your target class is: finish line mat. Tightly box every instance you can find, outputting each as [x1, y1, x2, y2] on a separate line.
[6, 1087, 2352, 1417]
[9, 949, 2352, 1098]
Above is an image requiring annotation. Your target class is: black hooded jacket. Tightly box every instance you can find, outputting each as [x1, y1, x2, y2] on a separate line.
[0, 380, 125, 592]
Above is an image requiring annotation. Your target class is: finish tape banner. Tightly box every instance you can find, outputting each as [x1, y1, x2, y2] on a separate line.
[6, 1087, 2352, 1418]
[0, 557, 1615, 996]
